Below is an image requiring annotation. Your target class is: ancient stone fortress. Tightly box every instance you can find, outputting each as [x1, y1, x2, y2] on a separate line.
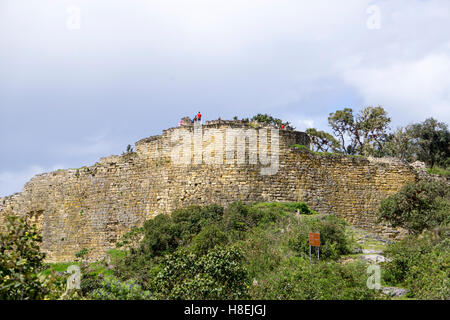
[0, 119, 421, 262]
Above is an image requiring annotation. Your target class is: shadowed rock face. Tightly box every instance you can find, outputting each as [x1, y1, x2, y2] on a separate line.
[0, 121, 418, 262]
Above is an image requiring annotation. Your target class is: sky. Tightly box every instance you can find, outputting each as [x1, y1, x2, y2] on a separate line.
[1, 0, 449, 197]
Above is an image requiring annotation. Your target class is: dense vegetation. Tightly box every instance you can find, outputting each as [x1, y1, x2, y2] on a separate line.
[382, 233, 449, 300]
[306, 107, 449, 174]
[251, 113, 294, 130]
[0, 202, 387, 300]
[0, 216, 64, 299]
[107, 202, 386, 300]
[378, 180, 450, 234]
[2, 189, 449, 300]
[378, 180, 450, 299]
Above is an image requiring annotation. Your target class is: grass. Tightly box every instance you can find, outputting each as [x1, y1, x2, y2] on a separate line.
[426, 166, 450, 176]
[40, 262, 79, 277]
[40, 249, 126, 278]
[290, 144, 309, 150]
[107, 248, 127, 265]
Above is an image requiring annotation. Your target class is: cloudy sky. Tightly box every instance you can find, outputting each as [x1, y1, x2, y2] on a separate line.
[1, 0, 449, 197]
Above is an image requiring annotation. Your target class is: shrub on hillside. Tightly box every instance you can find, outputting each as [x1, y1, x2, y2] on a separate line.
[150, 245, 250, 300]
[222, 202, 258, 233]
[115, 205, 224, 285]
[136, 204, 225, 259]
[89, 275, 152, 300]
[383, 232, 449, 299]
[377, 180, 450, 234]
[288, 215, 355, 260]
[221, 201, 295, 237]
[171, 204, 224, 237]
[251, 257, 383, 300]
[0, 215, 49, 300]
[191, 224, 229, 254]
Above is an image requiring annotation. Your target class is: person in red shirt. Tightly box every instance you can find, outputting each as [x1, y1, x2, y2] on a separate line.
[281, 124, 285, 130]
[197, 111, 202, 123]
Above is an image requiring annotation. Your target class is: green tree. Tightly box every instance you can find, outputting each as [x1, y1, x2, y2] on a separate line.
[356, 106, 391, 156]
[251, 114, 293, 130]
[328, 106, 391, 156]
[407, 118, 450, 168]
[305, 128, 341, 153]
[0, 215, 48, 299]
[384, 127, 416, 162]
[378, 180, 450, 234]
[327, 108, 354, 154]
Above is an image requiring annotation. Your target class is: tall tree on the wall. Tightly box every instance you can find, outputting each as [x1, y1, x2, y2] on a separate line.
[327, 106, 391, 156]
[306, 128, 341, 153]
[407, 118, 450, 168]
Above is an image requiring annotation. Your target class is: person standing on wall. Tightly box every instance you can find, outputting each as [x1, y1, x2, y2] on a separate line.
[197, 111, 202, 124]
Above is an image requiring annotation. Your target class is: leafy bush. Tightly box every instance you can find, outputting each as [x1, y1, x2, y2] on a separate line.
[0, 215, 49, 300]
[136, 204, 224, 259]
[80, 273, 102, 297]
[191, 224, 229, 254]
[115, 227, 143, 252]
[378, 180, 450, 234]
[113, 202, 368, 300]
[251, 113, 293, 130]
[116, 205, 228, 284]
[150, 245, 250, 299]
[138, 214, 180, 258]
[89, 275, 152, 300]
[222, 202, 299, 236]
[171, 204, 224, 241]
[383, 232, 449, 299]
[222, 202, 257, 232]
[289, 215, 355, 260]
[251, 256, 383, 300]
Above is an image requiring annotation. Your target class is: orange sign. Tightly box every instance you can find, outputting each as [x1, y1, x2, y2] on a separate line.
[309, 232, 320, 246]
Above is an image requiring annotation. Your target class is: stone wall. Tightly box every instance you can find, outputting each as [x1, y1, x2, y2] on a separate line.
[0, 121, 419, 262]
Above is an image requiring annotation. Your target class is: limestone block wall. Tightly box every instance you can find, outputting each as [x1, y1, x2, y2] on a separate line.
[0, 122, 418, 262]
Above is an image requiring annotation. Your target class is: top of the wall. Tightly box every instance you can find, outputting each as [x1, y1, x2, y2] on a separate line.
[135, 118, 304, 147]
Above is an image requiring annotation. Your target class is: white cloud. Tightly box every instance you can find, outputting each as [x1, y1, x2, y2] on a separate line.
[0, 0, 449, 190]
[57, 131, 122, 158]
[295, 119, 315, 131]
[342, 52, 450, 124]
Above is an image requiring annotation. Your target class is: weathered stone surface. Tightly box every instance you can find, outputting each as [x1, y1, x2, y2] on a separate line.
[382, 286, 409, 297]
[360, 254, 388, 264]
[0, 120, 420, 262]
